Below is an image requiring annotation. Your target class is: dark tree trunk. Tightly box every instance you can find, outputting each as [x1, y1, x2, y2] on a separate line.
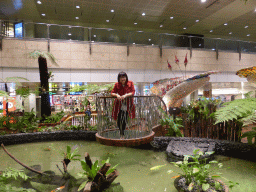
[38, 56, 51, 120]
[4, 83, 8, 116]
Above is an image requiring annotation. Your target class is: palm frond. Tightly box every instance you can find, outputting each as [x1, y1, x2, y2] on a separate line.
[28, 50, 59, 67]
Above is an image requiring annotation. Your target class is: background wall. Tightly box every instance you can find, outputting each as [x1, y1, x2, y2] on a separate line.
[0, 39, 252, 83]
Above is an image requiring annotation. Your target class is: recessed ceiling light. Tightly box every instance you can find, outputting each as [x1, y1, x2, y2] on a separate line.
[170, 17, 174, 19]
[142, 13, 145, 16]
[75, 17, 79, 19]
[76, 5, 80, 8]
[196, 20, 199, 22]
[134, 22, 137, 25]
[229, 32, 232, 34]
[41, 13, 45, 16]
[106, 20, 109, 22]
[92, 41, 94, 42]
[201, 0, 206, 2]
[224, 23, 228, 25]
[69, 26, 72, 28]
[148, 39, 151, 41]
[210, 30, 213, 32]
[111, 9, 114, 12]
[133, 43, 135, 44]
[160, 25, 163, 27]
[245, 26, 248, 28]
[199, 44, 201, 46]
[183, 27, 187, 29]
[212, 48, 215, 51]
[68, 33, 72, 36]
[93, 35, 96, 37]
[152, 44, 154, 46]
[255, 8, 256, 12]
[247, 34, 250, 36]
[37, 1, 42, 4]
[137, 31, 143, 32]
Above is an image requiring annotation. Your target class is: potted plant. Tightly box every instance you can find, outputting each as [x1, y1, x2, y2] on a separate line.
[169, 149, 239, 192]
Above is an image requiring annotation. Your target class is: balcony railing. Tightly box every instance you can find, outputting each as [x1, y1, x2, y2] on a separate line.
[1, 20, 256, 53]
[96, 95, 167, 139]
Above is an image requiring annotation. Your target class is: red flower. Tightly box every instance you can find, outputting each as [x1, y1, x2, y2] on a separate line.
[167, 60, 172, 70]
[184, 53, 188, 67]
[175, 55, 179, 64]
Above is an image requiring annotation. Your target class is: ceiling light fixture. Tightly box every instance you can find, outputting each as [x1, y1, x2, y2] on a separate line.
[68, 33, 72, 36]
[196, 20, 199, 22]
[142, 13, 145, 16]
[183, 27, 187, 30]
[212, 48, 215, 51]
[245, 26, 248, 28]
[201, 0, 206, 2]
[170, 17, 174, 19]
[75, 17, 79, 19]
[37, 1, 42, 4]
[224, 23, 228, 25]
[210, 30, 213, 32]
[149, 39, 151, 41]
[247, 34, 250, 36]
[152, 44, 154, 46]
[76, 5, 80, 8]
[93, 35, 96, 37]
[134, 22, 137, 25]
[111, 9, 114, 12]
[106, 20, 109, 22]
[229, 32, 232, 34]
[41, 13, 45, 16]
[137, 31, 143, 32]
[133, 43, 135, 44]
[160, 25, 163, 27]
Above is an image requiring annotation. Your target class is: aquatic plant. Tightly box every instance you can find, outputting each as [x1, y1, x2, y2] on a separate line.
[78, 157, 118, 190]
[63, 145, 81, 161]
[168, 149, 239, 191]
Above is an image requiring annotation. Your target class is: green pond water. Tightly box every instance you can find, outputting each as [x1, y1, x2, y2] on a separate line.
[1, 141, 256, 192]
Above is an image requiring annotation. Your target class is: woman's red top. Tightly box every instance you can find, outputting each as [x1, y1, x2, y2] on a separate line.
[111, 81, 135, 120]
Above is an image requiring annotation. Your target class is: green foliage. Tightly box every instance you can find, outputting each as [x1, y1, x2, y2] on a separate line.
[158, 107, 183, 137]
[182, 97, 221, 122]
[42, 111, 65, 123]
[78, 157, 118, 190]
[0, 77, 29, 87]
[165, 149, 239, 191]
[65, 125, 84, 131]
[67, 83, 115, 95]
[63, 145, 81, 161]
[28, 50, 58, 66]
[15, 87, 31, 99]
[0, 109, 39, 132]
[213, 98, 256, 125]
[241, 127, 256, 146]
[2, 167, 30, 181]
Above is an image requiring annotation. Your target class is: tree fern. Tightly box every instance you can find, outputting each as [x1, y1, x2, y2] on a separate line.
[213, 98, 256, 125]
[28, 50, 58, 66]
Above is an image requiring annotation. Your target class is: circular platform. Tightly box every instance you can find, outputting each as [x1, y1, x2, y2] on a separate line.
[96, 130, 155, 147]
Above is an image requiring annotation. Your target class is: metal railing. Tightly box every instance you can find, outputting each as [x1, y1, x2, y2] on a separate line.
[96, 95, 166, 139]
[1, 20, 256, 53]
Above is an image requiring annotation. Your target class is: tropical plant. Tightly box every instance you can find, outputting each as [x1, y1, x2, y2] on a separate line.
[241, 127, 256, 146]
[0, 168, 36, 192]
[78, 158, 118, 191]
[182, 97, 221, 122]
[63, 145, 81, 161]
[0, 77, 29, 115]
[28, 50, 58, 119]
[153, 149, 239, 191]
[158, 107, 183, 137]
[42, 111, 65, 123]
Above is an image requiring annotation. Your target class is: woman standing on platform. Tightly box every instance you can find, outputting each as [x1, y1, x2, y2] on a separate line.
[111, 72, 135, 139]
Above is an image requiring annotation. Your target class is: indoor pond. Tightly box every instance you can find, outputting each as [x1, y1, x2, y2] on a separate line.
[0, 141, 256, 192]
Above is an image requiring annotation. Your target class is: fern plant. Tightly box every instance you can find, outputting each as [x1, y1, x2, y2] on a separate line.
[213, 98, 256, 125]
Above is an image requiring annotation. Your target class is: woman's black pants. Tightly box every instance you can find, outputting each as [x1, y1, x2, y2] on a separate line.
[117, 110, 128, 136]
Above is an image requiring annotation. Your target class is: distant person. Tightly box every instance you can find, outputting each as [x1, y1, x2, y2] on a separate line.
[111, 71, 135, 139]
[85, 102, 91, 118]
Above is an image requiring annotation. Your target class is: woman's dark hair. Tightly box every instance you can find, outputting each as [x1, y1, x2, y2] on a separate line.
[117, 71, 128, 83]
